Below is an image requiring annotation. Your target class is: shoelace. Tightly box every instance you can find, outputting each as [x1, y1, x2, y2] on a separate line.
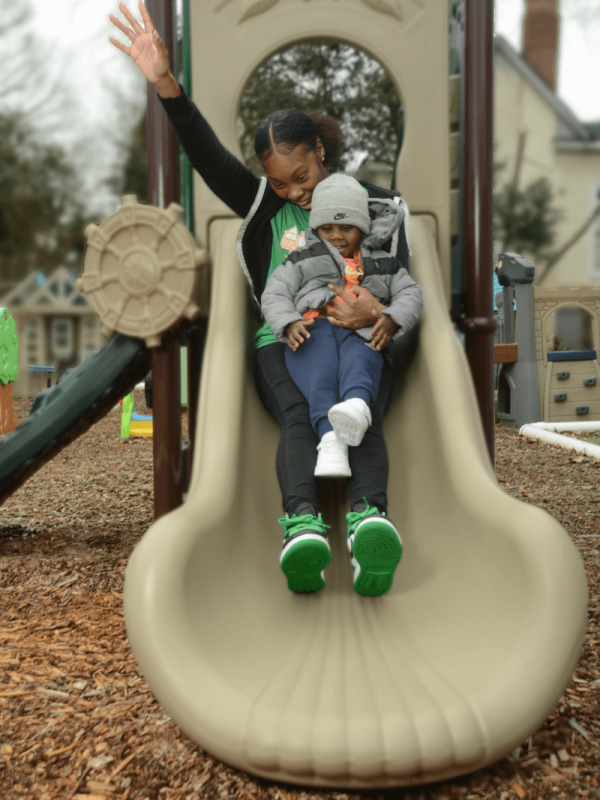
[346, 498, 385, 536]
[278, 513, 331, 539]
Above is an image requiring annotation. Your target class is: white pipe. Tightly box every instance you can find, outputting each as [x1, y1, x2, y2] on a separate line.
[526, 421, 600, 433]
[519, 424, 600, 460]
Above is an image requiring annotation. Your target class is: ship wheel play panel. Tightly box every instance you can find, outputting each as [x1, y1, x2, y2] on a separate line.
[77, 195, 205, 348]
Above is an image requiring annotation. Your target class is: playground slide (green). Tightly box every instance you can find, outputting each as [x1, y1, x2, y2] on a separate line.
[123, 216, 588, 789]
[0, 335, 151, 506]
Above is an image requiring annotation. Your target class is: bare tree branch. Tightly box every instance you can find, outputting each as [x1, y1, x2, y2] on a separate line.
[536, 204, 600, 283]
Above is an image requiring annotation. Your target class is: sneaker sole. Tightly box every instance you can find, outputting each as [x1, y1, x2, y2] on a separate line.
[314, 462, 352, 478]
[281, 535, 331, 593]
[328, 408, 368, 447]
[349, 518, 402, 597]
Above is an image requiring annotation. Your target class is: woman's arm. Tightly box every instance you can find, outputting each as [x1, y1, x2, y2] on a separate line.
[109, 2, 260, 218]
[157, 88, 260, 218]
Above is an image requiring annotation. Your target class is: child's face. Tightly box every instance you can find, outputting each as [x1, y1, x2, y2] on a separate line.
[317, 224, 363, 258]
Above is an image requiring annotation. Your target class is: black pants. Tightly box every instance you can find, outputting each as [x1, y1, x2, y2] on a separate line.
[254, 340, 394, 516]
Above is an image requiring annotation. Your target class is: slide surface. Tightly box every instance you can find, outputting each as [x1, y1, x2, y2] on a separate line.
[0, 335, 151, 506]
[123, 216, 589, 789]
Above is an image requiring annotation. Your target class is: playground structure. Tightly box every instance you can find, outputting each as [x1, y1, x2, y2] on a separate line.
[495, 276, 600, 426]
[535, 287, 600, 422]
[120, 392, 154, 439]
[0, 0, 589, 790]
[495, 253, 540, 429]
[120, 0, 586, 790]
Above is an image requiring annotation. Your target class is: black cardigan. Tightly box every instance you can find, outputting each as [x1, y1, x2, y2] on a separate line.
[158, 88, 410, 305]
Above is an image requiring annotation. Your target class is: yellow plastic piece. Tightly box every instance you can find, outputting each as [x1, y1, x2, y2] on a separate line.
[130, 420, 153, 438]
[77, 195, 205, 348]
[123, 218, 588, 789]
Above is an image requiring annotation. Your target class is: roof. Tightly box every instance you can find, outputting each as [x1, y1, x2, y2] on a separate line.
[0, 271, 47, 309]
[6, 266, 94, 314]
[494, 34, 598, 146]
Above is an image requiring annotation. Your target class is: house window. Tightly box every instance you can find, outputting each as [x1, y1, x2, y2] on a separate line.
[50, 317, 74, 360]
[546, 305, 595, 353]
[590, 181, 600, 280]
[25, 318, 43, 365]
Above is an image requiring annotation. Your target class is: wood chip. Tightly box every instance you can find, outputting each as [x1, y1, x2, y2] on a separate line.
[510, 781, 527, 798]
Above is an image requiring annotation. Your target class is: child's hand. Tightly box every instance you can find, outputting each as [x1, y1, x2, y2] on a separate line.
[286, 319, 314, 351]
[369, 311, 399, 351]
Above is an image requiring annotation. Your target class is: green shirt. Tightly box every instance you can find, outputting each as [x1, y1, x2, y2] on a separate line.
[254, 203, 310, 350]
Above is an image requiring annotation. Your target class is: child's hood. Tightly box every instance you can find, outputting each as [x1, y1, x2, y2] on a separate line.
[362, 197, 405, 249]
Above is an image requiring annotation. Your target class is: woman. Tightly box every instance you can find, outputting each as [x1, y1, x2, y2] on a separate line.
[109, 1, 413, 597]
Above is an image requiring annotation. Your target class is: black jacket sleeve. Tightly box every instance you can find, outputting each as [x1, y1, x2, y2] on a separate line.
[158, 86, 260, 219]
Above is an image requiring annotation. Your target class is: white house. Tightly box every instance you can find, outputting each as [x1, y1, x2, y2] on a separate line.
[494, 0, 600, 287]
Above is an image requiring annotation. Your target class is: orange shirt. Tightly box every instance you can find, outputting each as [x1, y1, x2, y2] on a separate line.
[303, 253, 364, 321]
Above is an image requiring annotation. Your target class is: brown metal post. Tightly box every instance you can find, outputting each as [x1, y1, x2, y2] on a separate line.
[461, 0, 496, 464]
[145, 0, 183, 518]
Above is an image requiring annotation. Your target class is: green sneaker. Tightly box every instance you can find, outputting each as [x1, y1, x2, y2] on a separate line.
[346, 500, 402, 597]
[279, 509, 331, 594]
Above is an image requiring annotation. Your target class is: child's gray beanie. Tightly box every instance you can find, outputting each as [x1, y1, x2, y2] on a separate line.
[309, 174, 370, 234]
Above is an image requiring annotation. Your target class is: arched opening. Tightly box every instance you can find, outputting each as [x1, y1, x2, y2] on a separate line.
[236, 41, 404, 186]
[497, 371, 513, 415]
[546, 305, 595, 353]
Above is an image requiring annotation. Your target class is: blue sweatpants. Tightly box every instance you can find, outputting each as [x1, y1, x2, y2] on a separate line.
[284, 318, 383, 439]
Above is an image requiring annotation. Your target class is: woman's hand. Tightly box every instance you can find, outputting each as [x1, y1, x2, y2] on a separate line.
[324, 284, 386, 330]
[285, 319, 314, 351]
[369, 310, 400, 351]
[109, 2, 180, 95]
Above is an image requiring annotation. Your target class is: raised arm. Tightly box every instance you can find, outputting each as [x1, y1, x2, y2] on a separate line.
[109, 2, 260, 218]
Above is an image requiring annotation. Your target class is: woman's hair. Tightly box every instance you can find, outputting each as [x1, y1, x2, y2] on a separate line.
[254, 109, 344, 172]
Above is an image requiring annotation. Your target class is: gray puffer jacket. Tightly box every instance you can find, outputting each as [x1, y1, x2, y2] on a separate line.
[261, 197, 423, 344]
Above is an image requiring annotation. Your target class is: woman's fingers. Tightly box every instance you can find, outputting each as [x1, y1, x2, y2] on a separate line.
[118, 1, 146, 34]
[109, 14, 136, 42]
[327, 283, 355, 303]
[138, 0, 155, 31]
[108, 36, 132, 55]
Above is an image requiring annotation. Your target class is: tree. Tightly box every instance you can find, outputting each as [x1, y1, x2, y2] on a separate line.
[0, 113, 97, 286]
[494, 177, 563, 259]
[0, 0, 77, 132]
[493, 133, 563, 264]
[104, 113, 149, 205]
[0, 307, 19, 436]
[237, 42, 403, 175]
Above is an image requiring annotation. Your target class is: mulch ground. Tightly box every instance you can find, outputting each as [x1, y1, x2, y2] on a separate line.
[0, 396, 599, 800]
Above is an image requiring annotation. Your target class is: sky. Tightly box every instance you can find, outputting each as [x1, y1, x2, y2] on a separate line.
[13, 0, 600, 216]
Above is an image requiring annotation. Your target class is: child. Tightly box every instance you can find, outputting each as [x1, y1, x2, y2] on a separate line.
[261, 174, 423, 478]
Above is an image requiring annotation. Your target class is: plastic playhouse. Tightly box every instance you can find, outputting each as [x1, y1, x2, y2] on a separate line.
[120, 392, 154, 439]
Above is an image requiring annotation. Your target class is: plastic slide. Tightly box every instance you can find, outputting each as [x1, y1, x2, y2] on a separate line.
[123, 215, 589, 789]
[0, 335, 151, 505]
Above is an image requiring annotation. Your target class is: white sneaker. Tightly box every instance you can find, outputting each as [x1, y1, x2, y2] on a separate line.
[314, 431, 352, 477]
[327, 398, 372, 447]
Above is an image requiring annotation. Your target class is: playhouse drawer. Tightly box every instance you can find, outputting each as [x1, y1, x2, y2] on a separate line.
[549, 387, 600, 403]
[549, 359, 598, 376]
[549, 363, 599, 389]
[550, 375, 599, 391]
[548, 399, 600, 422]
